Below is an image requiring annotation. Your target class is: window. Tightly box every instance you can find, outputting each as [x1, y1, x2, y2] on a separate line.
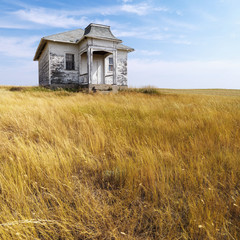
[66, 54, 75, 70]
[109, 57, 113, 71]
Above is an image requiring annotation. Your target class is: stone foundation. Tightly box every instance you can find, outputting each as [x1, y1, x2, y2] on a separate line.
[45, 83, 127, 93]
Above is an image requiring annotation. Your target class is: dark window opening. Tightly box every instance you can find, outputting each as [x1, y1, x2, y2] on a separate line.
[66, 54, 75, 70]
[109, 57, 113, 71]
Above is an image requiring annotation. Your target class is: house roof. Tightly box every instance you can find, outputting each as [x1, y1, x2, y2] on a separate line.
[34, 23, 134, 61]
[84, 23, 120, 41]
[117, 43, 134, 52]
[43, 28, 85, 43]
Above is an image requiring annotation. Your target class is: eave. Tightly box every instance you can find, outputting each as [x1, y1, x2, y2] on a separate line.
[34, 36, 130, 61]
[33, 38, 47, 61]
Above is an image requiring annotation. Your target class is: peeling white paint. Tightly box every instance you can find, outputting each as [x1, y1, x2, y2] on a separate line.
[37, 24, 133, 89]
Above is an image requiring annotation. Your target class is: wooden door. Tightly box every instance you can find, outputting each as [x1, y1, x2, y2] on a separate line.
[92, 57, 103, 84]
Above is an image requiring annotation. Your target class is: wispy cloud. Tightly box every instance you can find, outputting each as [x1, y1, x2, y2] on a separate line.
[8, 1, 168, 29]
[172, 35, 192, 45]
[0, 36, 39, 58]
[121, 3, 151, 16]
[113, 25, 172, 40]
[172, 40, 192, 45]
[0, 22, 31, 29]
[121, 3, 168, 15]
[113, 29, 145, 38]
[122, 0, 133, 3]
[13, 8, 89, 28]
[163, 18, 196, 30]
[195, 9, 218, 22]
[137, 50, 162, 56]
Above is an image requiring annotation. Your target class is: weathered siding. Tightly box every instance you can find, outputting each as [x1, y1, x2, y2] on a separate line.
[79, 39, 88, 52]
[79, 74, 88, 84]
[79, 52, 88, 84]
[80, 53, 87, 74]
[117, 50, 127, 86]
[49, 42, 79, 85]
[39, 44, 49, 86]
[38, 39, 130, 88]
[104, 55, 113, 84]
[92, 39, 115, 49]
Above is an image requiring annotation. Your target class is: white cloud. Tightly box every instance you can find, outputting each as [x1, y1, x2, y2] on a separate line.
[176, 10, 183, 16]
[0, 22, 31, 29]
[113, 27, 171, 41]
[11, 5, 146, 29]
[137, 50, 162, 56]
[121, 3, 167, 16]
[172, 39, 192, 45]
[13, 8, 89, 28]
[163, 18, 196, 30]
[0, 0, 170, 31]
[128, 58, 240, 89]
[113, 29, 144, 37]
[0, 36, 39, 58]
[196, 10, 218, 22]
[121, 3, 150, 15]
[154, 6, 168, 12]
[10, 2, 168, 29]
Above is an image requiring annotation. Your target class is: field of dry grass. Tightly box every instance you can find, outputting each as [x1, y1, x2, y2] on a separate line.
[0, 87, 239, 239]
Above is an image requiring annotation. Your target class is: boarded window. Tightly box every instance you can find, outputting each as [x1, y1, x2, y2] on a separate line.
[109, 57, 113, 71]
[66, 54, 75, 70]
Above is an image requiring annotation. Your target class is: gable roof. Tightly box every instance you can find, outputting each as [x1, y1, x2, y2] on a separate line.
[43, 28, 84, 43]
[34, 23, 133, 61]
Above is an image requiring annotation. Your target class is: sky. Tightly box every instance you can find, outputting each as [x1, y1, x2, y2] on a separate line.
[0, 0, 240, 89]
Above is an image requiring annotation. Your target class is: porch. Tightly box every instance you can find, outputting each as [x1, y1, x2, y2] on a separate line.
[79, 47, 117, 88]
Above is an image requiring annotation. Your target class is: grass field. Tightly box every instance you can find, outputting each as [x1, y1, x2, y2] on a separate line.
[0, 87, 239, 239]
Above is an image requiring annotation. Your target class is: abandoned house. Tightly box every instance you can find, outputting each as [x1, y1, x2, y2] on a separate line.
[33, 23, 134, 91]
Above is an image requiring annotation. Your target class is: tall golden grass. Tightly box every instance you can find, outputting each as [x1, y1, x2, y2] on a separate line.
[0, 87, 239, 239]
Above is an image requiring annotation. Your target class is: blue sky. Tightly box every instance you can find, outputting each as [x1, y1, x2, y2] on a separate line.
[0, 0, 239, 88]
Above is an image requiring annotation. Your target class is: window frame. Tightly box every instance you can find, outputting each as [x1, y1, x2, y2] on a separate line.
[108, 57, 114, 72]
[65, 53, 75, 71]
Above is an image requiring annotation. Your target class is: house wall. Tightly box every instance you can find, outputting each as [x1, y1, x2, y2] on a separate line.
[48, 42, 79, 85]
[39, 44, 49, 86]
[79, 39, 88, 52]
[104, 54, 113, 84]
[80, 53, 88, 74]
[91, 39, 115, 49]
[117, 50, 128, 86]
[79, 52, 88, 84]
[38, 39, 129, 88]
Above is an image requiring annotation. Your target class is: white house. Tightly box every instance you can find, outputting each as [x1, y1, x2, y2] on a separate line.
[34, 23, 134, 91]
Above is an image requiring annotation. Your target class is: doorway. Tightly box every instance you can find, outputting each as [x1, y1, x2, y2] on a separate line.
[92, 54, 104, 84]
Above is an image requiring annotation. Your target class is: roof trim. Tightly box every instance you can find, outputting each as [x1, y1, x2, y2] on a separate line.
[34, 38, 79, 60]
[33, 38, 47, 61]
[83, 23, 122, 43]
[34, 24, 133, 60]
[117, 44, 135, 52]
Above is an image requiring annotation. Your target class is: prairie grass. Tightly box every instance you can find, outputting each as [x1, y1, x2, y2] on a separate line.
[0, 87, 239, 239]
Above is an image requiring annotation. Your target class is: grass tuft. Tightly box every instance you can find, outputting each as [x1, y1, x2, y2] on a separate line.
[121, 86, 162, 95]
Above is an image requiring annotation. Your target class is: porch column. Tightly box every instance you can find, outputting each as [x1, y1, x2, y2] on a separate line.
[78, 53, 81, 83]
[113, 50, 117, 85]
[87, 47, 93, 84]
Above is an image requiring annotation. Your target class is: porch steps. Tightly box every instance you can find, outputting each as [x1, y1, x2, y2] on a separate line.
[89, 84, 119, 93]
